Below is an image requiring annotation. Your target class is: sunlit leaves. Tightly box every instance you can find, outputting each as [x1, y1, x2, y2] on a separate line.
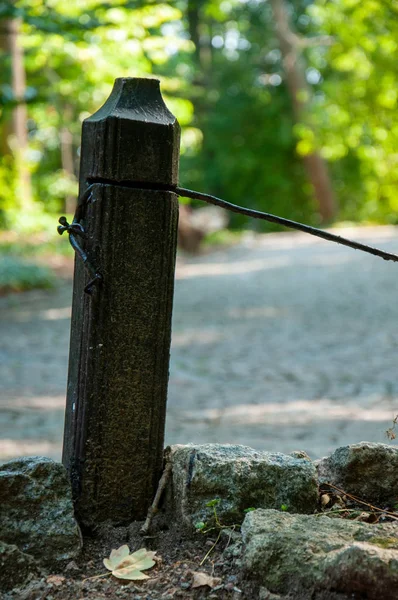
[306, 0, 398, 221]
[0, 0, 193, 217]
[164, 96, 194, 127]
[2, 0, 398, 227]
[181, 127, 203, 156]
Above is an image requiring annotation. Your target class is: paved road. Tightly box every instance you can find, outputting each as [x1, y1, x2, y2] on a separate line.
[1, 226, 398, 463]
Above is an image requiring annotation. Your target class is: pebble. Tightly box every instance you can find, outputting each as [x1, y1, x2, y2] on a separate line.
[180, 582, 190, 589]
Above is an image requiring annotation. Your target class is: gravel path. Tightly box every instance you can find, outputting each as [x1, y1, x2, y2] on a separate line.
[1, 226, 398, 463]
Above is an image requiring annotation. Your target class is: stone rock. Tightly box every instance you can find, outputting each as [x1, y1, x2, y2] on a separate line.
[0, 456, 82, 565]
[241, 509, 398, 599]
[0, 541, 39, 592]
[317, 442, 398, 506]
[289, 450, 312, 461]
[169, 444, 318, 528]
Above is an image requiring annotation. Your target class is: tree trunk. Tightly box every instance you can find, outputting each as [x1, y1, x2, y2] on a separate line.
[187, 0, 211, 75]
[270, 0, 336, 222]
[0, 17, 32, 210]
[187, 0, 202, 68]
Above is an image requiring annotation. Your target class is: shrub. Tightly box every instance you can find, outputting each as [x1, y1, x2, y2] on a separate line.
[0, 256, 56, 294]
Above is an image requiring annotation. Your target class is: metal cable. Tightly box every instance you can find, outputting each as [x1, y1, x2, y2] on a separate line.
[59, 182, 398, 273]
[175, 186, 398, 264]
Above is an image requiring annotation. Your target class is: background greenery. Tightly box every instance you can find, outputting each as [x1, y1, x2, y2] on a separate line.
[1, 0, 397, 253]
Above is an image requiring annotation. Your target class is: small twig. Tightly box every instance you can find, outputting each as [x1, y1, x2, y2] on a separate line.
[201, 523, 237, 535]
[199, 529, 222, 566]
[201, 526, 218, 534]
[323, 483, 398, 520]
[386, 414, 398, 440]
[140, 456, 173, 535]
[316, 508, 366, 516]
[213, 504, 222, 528]
[224, 525, 237, 550]
[82, 572, 111, 584]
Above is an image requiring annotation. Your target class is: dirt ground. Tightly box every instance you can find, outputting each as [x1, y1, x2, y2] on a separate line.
[1, 225, 398, 463]
[3, 522, 247, 600]
[3, 513, 373, 600]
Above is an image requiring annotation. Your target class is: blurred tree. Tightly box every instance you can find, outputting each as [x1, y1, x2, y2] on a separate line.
[307, 0, 398, 222]
[0, 0, 193, 227]
[178, 0, 318, 230]
[0, 12, 32, 212]
[0, 0, 397, 233]
[270, 0, 336, 221]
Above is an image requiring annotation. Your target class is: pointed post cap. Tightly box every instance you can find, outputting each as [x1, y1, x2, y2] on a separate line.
[80, 78, 180, 186]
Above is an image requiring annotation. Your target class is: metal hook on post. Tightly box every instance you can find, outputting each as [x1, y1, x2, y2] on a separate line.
[57, 215, 102, 295]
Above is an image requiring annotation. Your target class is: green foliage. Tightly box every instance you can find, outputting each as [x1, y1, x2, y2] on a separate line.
[195, 499, 258, 535]
[1, 0, 398, 234]
[205, 498, 221, 508]
[195, 498, 232, 534]
[203, 229, 243, 247]
[179, 0, 317, 230]
[0, 156, 17, 228]
[307, 0, 398, 222]
[0, 255, 55, 293]
[0, 0, 193, 222]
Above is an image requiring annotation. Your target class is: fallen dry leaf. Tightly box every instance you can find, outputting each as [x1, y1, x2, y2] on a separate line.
[191, 571, 222, 589]
[103, 545, 129, 571]
[321, 494, 331, 507]
[46, 575, 66, 586]
[354, 511, 371, 522]
[103, 545, 156, 581]
[334, 495, 346, 507]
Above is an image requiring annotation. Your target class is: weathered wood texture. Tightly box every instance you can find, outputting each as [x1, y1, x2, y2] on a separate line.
[62, 78, 180, 527]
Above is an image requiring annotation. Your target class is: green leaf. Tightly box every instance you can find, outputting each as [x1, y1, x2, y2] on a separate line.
[205, 499, 220, 508]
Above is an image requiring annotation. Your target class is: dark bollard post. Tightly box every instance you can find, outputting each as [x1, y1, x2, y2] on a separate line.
[62, 78, 180, 528]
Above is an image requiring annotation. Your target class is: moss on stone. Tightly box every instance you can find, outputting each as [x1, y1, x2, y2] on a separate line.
[368, 536, 398, 549]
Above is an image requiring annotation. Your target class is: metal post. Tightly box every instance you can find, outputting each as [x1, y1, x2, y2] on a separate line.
[62, 77, 180, 528]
